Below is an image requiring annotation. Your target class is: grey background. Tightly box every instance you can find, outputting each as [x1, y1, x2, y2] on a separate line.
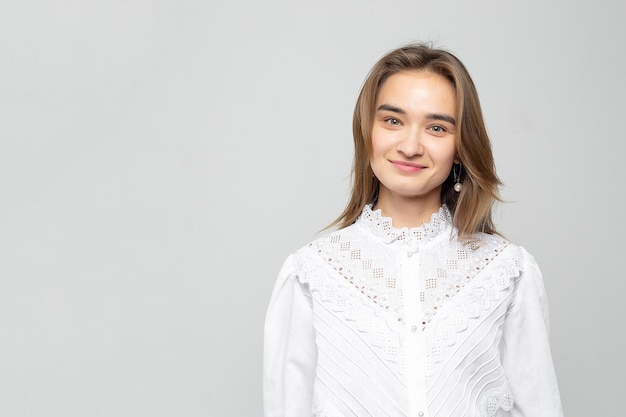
[1, 0, 624, 416]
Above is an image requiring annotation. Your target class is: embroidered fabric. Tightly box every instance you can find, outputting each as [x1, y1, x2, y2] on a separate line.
[358, 204, 453, 247]
[294, 205, 516, 378]
[295, 247, 405, 372]
[264, 204, 565, 417]
[480, 390, 514, 417]
[265, 204, 564, 417]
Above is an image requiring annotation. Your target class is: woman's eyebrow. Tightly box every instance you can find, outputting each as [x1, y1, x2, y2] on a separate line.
[426, 113, 456, 126]
[377, 104, 456, 126]
[376, 104, 405, 114]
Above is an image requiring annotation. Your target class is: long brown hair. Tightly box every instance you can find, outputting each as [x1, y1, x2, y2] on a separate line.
[329, 42, 501, 237]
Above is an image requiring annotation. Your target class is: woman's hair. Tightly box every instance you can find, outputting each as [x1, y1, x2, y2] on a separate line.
[329, 42, 501, 237]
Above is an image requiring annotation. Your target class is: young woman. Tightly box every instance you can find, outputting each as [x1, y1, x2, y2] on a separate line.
[263, 43, 564, 417]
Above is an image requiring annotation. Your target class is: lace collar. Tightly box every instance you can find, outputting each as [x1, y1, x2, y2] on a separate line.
[356, 204, 453, 249]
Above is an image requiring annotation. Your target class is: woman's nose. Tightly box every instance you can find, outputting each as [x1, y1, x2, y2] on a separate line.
[396, 129, 424, 158]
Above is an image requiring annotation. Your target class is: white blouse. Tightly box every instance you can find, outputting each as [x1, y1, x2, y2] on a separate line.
[263, 205, 564, 417]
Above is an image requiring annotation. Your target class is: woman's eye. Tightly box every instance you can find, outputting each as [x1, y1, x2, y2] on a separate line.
[429, 125, 447, 134]
[385, 118, 401, 126]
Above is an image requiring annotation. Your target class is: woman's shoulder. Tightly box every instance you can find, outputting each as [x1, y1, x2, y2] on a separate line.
[278, 222, 365, 278]
[459, 232, 540, 275]
[291, 222, 363, 259]
[472, 235, 544, 290]
[468, 232, 532, 256]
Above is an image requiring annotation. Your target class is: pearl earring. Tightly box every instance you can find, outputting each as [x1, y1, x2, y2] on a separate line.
[453, 163, 463, 192]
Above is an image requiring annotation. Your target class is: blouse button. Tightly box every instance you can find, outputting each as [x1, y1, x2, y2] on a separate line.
[418, 412, 424, 417]
[411, 325, 418, 332]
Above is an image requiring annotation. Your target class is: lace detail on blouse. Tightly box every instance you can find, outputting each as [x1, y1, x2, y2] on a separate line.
[358, 204, 453, 248]
[418, 237, 512, 328]
[265, 204, 564, 417]
[294, 244, 404, 369]
[481, 390, 514, 417]
[420, 238, 515, 377]
[292, 206, 519, 380]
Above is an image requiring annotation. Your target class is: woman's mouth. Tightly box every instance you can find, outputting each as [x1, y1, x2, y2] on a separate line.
[390, 160, 425, 173]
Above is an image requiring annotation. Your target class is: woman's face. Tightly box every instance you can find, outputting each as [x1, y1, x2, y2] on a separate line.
[370, 70, 459, 209]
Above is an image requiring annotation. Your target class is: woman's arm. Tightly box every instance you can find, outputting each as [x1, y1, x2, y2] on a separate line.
[263, 254, 317, 417]
[500, 248, 564, 417]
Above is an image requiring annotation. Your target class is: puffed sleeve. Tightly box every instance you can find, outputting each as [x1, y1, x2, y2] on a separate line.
[263, 254, 317, 417]
[500, 248, 564, 417]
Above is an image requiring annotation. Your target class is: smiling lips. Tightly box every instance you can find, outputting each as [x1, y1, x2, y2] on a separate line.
[390, 160, 425, 173]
